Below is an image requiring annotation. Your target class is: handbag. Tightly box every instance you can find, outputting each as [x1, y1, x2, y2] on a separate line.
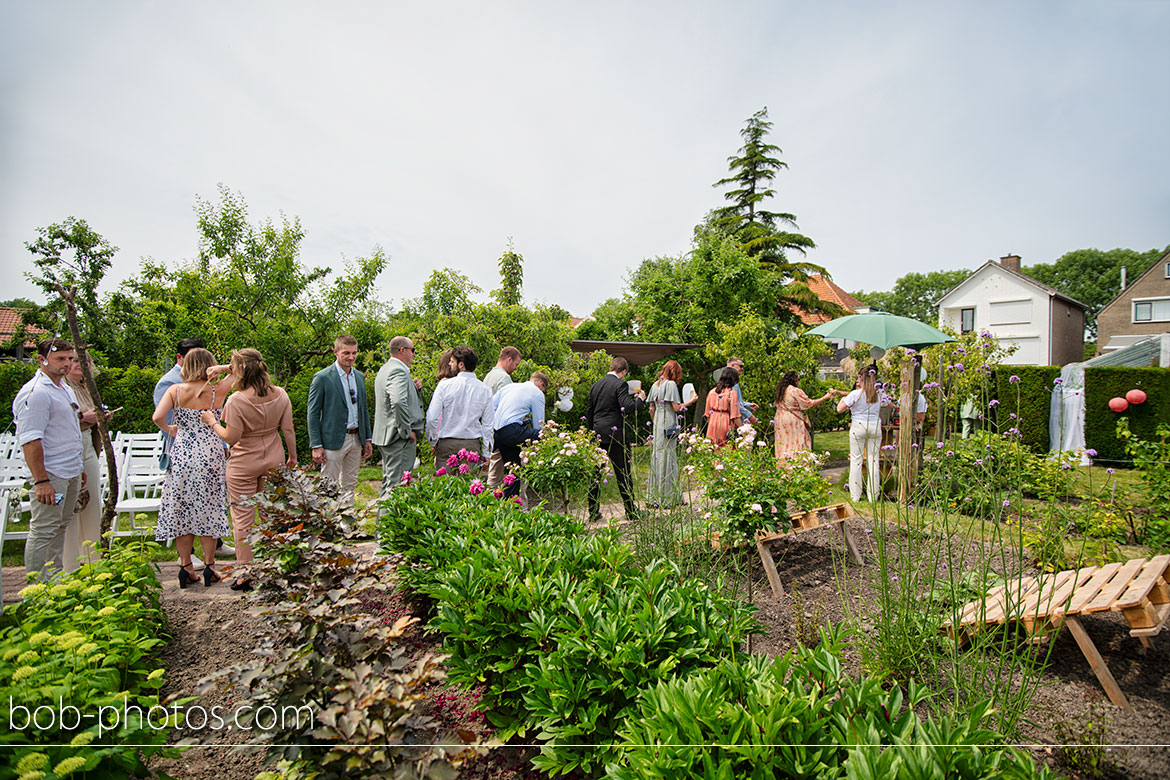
[664, 424, 680, 440]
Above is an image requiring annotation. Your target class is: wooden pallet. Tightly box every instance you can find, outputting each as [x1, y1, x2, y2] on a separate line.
[942, 555, 1170, 709]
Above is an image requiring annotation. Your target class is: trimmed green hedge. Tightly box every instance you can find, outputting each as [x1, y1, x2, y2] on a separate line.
[0, 361, 37, 433]
[94, 366, 164, 434]
[1084, 366, 1170, 463]
[994, 366, 1060, 452]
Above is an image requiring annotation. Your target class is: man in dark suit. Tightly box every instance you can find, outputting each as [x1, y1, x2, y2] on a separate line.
[307, 334, 373, 506]
[586, 356, 646, 522]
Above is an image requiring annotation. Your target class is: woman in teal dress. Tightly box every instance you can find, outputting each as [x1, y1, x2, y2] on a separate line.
[646, 360, 695, 507]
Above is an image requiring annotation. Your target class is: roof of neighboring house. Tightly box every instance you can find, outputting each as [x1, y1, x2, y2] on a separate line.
[787, 274, 861, 325]
[0, 307, 46, 347]
[1097, 247, 1170, 315]
[937, 261, 1088, 310]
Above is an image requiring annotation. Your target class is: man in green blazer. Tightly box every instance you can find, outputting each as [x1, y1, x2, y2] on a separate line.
[307, 334, 373, 506]
[372, 335, 424, 502]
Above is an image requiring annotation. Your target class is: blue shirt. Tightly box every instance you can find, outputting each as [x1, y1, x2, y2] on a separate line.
[493, 381, 546, 432]
[14, 370, 84, 478]
[334, 362, 359, 430]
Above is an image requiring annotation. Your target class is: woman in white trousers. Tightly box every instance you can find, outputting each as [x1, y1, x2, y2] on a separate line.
[837, 368, 884, 503]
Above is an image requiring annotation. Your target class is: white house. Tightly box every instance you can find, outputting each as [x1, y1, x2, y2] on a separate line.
[937, 255, 1086, 366]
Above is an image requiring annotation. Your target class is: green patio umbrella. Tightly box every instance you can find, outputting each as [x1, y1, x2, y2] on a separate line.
[805, 311, 955, 351]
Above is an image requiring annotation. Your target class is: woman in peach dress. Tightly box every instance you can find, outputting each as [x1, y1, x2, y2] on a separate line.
[704, 367, 742, 447]
[202, 348, 296, 590]
[772, 371, 843, 458]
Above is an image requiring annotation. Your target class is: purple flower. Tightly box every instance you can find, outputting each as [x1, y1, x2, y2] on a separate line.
[611, 425, 618, 431]
[1009, 375, 1020, 384]
[1009, 413, 1017, 420]
[1002, 500, 1010, 508]
[1106, 467, 1114, 475]
[1054, 378, 1063, 385]
[1086, 448, 1097, 457]
[936, 442, 944, 449]
[974, 458, 984, 465]
[946, 450, 954, 457]
[988, 399, 999, 408]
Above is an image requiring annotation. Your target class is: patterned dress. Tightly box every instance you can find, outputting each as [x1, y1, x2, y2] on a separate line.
[646, 379, 682, 507]
[773, 386, 815, 457]
[155, 387, 230, 541]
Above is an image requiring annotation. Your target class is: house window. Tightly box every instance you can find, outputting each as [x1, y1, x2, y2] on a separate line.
[1133, 297, 1170, 323]
[1164, 261, 1170, 279]
[960, 308, 975, 333]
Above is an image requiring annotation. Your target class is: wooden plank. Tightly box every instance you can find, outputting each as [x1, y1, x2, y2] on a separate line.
[1120, 596, 1162, 630]
[1066, 562, 1123, 615]
[1021, 570, 1076, 620]
[953, 585, 1006, 627]
[1083, 558, 1147, 614]
[837, 520, 863, 566]
[1047, 566, 1099, 618]
[755, 538, 785, 598]
[1113, 556, 1170, 610]
[1064, 615, 1130, 710]
[1129, 602, 1170, 638]
[985, 577, 1039, 624]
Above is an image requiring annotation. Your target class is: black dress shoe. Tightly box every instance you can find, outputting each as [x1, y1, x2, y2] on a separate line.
[203, 566, 222, 587]
[230, 578, 253, 592]
[178, 565, 197, 590]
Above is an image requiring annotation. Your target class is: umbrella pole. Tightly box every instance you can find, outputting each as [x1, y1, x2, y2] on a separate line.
[897, 358, 922, 505]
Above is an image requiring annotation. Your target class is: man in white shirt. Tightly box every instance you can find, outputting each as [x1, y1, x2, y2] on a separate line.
[425, 345, 494, 470]
[14, 339, 85, 578]
[482, 346, 521, 487]
[153, 337, 206, 470]
[493, 371, 549, 496]
[307, 334, 373, 506]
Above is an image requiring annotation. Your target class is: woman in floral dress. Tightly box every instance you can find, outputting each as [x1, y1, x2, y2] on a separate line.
[153, 348, 235, 588]
[704, 367, 742, 447]
[772, 371, 843, 458]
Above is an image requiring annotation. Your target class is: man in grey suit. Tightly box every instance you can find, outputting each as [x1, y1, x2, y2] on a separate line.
[372, 336, 424, 500]
[152, 337, 205, 469]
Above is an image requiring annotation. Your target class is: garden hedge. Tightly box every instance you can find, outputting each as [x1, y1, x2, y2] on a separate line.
[0, 361, 37, 433]
[1084, 366, 1170, 463]
[994, 366, 1060, 453]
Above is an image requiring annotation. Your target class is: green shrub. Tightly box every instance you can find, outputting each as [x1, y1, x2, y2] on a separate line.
[95, 365, 163, 434]
[0, 539, 178, 777]
[1116, 419, 1170, 550]
[1084, 366, 1170, 462]
[995, 366, 1060, 452]
[0, 361, 37, 432]
[525, 560, 758, 776]
[607, 628, 1054, 780]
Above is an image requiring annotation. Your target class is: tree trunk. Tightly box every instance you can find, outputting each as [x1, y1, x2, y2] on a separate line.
[61, 287, 119, 541]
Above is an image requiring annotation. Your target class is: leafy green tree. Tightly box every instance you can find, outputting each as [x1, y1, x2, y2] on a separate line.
[490, 241, 524, 307]
[712, 108, 822, 282]
[575, 297, 638, 341]
[413, 268, 482, 317]
[24, 218, 121, 535]
[0, 298, 38, 308]
[853, 269, 971, 325]
[1024, 246, 1169, 338]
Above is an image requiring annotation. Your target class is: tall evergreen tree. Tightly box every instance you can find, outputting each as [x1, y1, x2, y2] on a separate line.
[712, 108, 819, 275]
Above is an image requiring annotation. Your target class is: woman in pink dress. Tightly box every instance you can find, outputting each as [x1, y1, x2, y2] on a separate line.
[704, 367, 742, 447]
[772, 371, 843, 458]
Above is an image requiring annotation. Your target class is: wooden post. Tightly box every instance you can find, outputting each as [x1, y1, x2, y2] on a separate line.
[896, 359, 921, 504]
[1065, 615, 1131, 709]
[756, 538, 785, 598]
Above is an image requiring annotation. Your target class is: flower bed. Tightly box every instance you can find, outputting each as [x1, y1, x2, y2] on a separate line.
[0, 539, 177, 777]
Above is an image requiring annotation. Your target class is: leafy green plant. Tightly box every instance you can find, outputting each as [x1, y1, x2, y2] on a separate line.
[524, 559, 758, 777]
[0, 538, 179, 778]
[1052, 691, 1112, 778]
[607, 627, 1054, 780]
[516, 420, 612, 509]
[1116, 418, 1170, 544]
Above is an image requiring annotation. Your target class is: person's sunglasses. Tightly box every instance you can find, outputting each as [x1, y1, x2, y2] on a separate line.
[349, 388, 358, 404]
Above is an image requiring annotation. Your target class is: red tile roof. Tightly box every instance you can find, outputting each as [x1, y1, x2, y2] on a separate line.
[787, 275, 861, 325]
[0, 308, 47, 347]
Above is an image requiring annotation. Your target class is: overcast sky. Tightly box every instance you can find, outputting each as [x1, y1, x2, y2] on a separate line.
[2, 1, 1167, 317]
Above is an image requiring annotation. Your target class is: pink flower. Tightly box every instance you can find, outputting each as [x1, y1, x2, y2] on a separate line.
[466, 451, 480, 463]
[469, 479, 485, 495]
[435, 467, 447, 476]
[503, 474, 517, 486]
[446, 454, 459, 467]
[458, 463, 471, 475]
[400, 470, 413, 485]
[493, 489, 504, 499]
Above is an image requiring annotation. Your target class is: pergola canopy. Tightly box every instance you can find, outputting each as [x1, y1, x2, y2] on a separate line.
[569, 340, 702, 367]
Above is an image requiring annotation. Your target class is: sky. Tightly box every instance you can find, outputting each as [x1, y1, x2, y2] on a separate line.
[2, 0, 1167, 317]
